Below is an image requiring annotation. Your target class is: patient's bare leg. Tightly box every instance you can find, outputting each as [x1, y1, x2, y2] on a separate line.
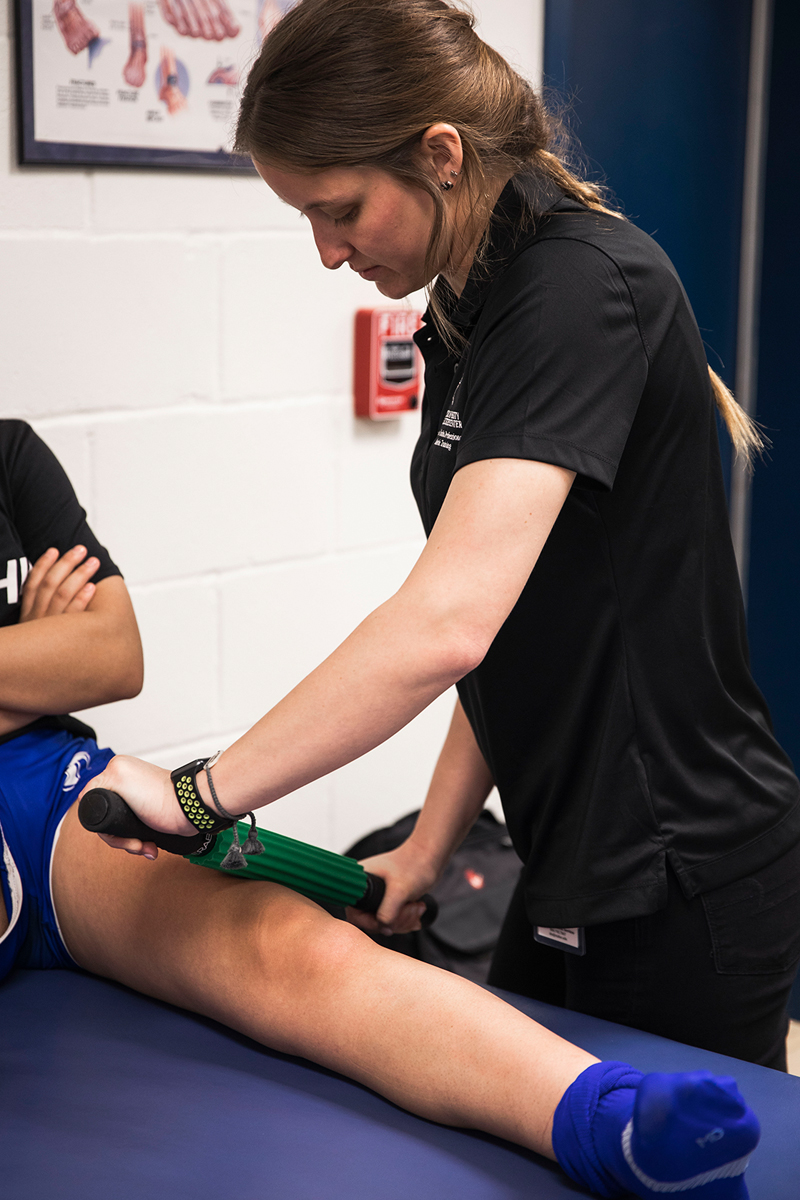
[123, 3, 147, 87]
[52, 804, 595, 1159]
[53, 0, 100, 54]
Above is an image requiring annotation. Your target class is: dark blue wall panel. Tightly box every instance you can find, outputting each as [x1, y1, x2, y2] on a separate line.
[746, 0, 800, 774]
[543, 0, 752, 494]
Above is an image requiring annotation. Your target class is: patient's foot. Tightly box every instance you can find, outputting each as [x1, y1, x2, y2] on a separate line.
[552, 1062, 760, 1199]
[617, 1071, 760, 1199]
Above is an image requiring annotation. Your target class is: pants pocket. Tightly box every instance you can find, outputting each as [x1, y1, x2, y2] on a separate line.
[702, 840, 800, 975]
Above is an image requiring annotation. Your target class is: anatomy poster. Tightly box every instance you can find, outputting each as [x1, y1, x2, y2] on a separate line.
[16, 0, 298, 168]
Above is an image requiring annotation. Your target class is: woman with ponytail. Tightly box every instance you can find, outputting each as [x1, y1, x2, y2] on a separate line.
[79, 2, 797, 1189]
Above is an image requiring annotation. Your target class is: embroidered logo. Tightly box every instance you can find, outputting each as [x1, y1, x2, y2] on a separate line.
[435, 409, 463, 451]
[696, 1129, 725, 1149]
[63, 750, 92, 791]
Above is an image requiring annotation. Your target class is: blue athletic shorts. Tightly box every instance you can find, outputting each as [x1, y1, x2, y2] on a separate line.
[0, 724, 114, 983]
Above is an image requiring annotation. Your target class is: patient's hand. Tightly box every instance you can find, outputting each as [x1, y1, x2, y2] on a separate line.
[20, 545, 100, 622]
[0, 562, 143, 734]
[0, 546, 102, 734]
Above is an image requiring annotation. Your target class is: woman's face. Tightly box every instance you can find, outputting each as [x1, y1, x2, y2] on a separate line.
[254, 161, 441, 299]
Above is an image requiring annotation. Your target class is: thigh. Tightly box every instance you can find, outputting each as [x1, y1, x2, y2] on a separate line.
[52, 802, 350, 1054]
[564, 849, 800, 1069]
[487, 871, 566, 1005]
[52, 805, 597, 1138]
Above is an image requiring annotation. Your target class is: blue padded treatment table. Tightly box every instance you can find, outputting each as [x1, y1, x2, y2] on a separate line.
[2, 969, 799, 1199]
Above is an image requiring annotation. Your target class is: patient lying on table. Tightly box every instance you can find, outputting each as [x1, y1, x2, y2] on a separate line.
[0, 419, 760, 1199]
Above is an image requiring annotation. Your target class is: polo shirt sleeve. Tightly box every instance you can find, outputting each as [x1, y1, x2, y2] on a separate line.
[6, 423, 121, 581]
[456, 236, 649, 490]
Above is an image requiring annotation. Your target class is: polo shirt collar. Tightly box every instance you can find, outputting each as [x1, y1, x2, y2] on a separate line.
[434, 172, 565, 331]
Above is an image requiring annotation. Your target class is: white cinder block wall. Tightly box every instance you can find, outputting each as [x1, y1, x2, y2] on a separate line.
[1, 0, 543, 851]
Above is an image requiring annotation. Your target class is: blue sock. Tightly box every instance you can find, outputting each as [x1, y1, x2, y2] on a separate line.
[551, 1061, 761, 1199]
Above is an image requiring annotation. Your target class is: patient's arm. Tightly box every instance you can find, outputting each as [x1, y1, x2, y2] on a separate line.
[0, 548, 143, 735]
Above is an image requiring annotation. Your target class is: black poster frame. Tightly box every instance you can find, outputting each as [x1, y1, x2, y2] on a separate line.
[14, 0, 254, 171]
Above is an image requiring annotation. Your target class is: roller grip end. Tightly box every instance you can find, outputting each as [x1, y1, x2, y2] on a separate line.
[78, 788, 213, 856]
[79, 787, 112, 830]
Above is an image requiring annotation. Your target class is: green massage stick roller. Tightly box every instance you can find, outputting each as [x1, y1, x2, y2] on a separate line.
[78, 788, 437, 924]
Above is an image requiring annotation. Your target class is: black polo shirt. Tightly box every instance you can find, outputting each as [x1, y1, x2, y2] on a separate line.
[411, 175, 800, 927]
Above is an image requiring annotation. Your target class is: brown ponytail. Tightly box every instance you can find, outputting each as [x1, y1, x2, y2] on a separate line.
[708, 368, 765, 469]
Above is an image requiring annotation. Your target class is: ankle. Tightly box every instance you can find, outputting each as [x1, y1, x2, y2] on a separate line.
[552, 1061, 641, 1197]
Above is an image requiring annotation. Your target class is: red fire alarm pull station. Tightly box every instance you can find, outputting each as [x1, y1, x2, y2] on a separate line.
[354, 308, 424, 420]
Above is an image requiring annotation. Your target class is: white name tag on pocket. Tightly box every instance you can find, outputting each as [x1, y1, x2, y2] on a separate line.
[534, 926, 586, 955]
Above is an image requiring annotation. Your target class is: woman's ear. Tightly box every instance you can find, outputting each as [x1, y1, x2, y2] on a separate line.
[418, 123, 464, 188]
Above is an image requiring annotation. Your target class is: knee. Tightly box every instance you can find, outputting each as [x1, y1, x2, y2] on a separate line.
[299, 913, 373, 984]
[254, 894, 375, 993]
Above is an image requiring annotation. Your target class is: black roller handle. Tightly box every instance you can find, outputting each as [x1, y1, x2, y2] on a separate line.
[79, 788, 438, 926]
[79, 787, 214, 855]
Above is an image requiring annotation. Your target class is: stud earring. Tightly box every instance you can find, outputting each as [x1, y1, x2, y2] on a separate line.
[440, 179, 454, 191]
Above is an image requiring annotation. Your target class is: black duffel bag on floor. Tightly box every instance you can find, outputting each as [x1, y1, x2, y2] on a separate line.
[345, 808, 521, 985]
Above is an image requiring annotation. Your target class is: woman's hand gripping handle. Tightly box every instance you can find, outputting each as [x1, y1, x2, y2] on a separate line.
[346, 839, 441, 936]
[77, 755, 197, 859]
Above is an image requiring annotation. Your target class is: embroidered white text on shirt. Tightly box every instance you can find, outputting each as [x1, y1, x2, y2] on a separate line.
[0, 558, 30, 607]
[435, 410, 463, 450]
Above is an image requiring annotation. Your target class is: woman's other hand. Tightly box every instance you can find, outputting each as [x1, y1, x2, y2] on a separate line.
[346, 840, 438, 936]
[79, 754, 196, 859]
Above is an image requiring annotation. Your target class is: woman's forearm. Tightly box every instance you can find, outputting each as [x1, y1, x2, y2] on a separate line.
[195, 458, 574, 819]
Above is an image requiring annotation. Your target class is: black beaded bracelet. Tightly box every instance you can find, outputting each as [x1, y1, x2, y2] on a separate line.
[202, 750, 265, 870]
